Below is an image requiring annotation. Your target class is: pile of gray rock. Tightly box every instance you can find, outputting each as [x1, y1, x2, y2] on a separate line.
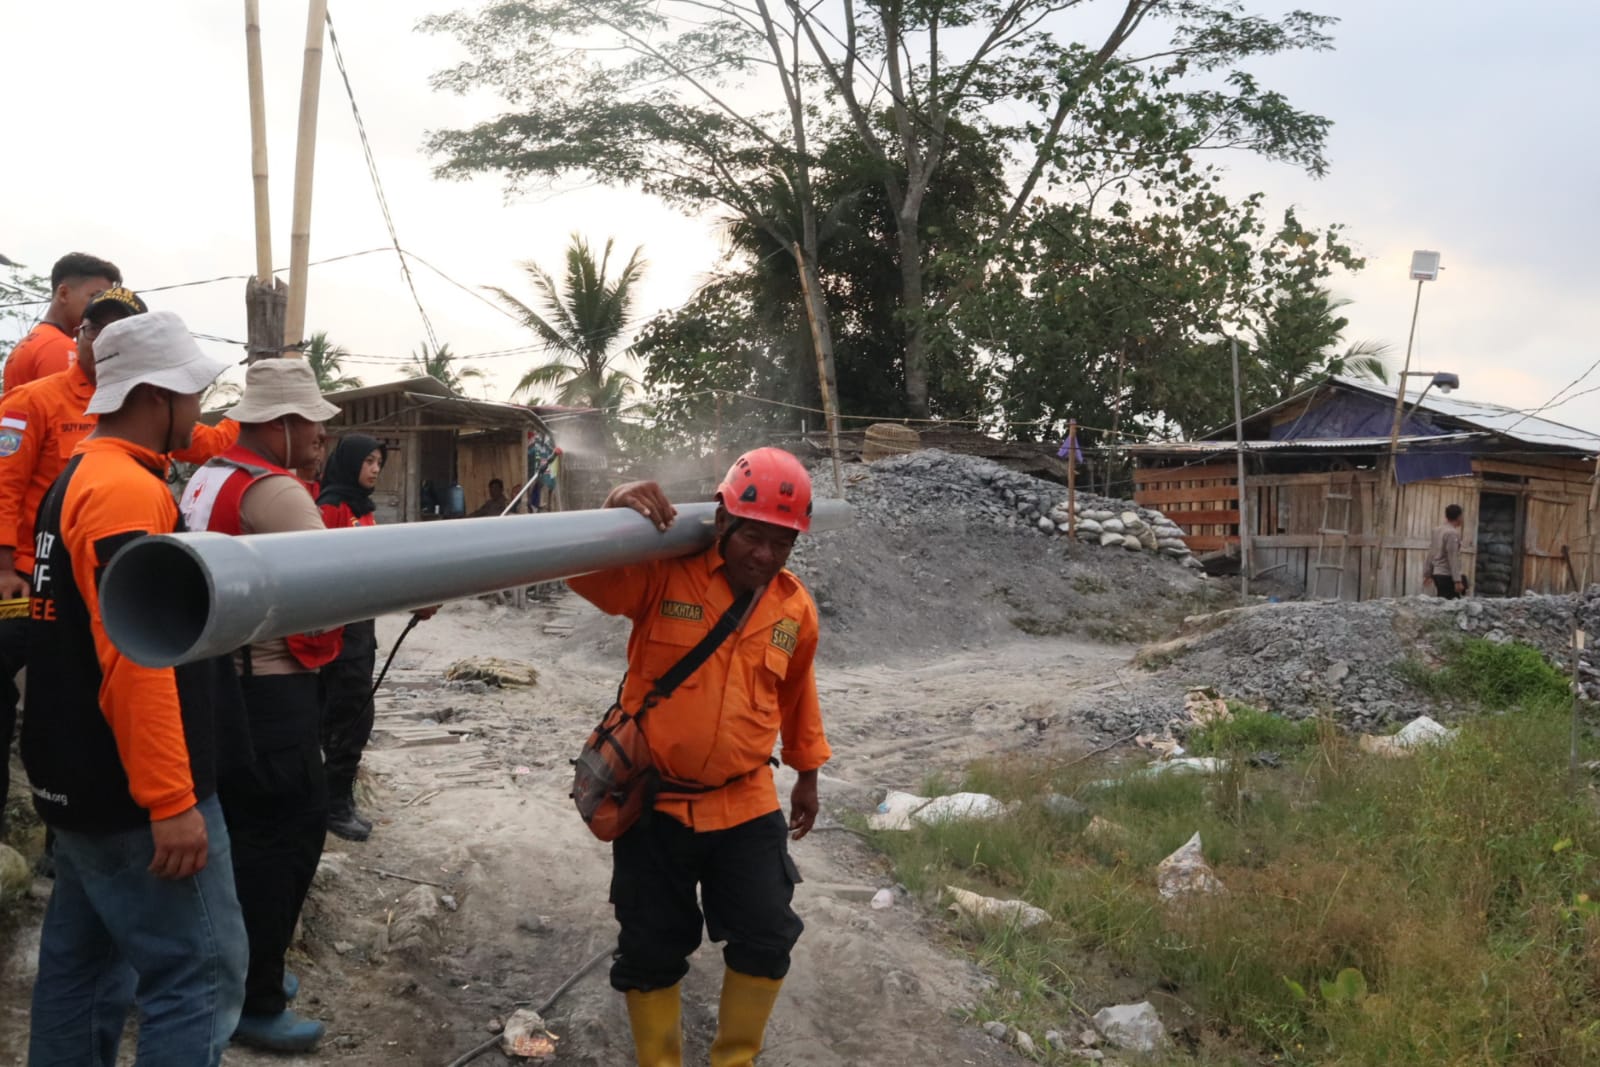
[1098, 590, 1598, 738]
[833, 449, 1200, 568]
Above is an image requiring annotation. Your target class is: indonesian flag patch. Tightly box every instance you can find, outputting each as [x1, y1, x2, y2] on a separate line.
[0, 411, 25, 458]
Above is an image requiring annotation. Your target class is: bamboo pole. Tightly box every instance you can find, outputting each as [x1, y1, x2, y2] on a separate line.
[1369, 278, 1427, 599]
[244, 0, 273, 284]
[1231, 337, 1251, 596]
[284, 0, 330, 354]
[1066, 419, 1078, 538]
[791, 243, 843, 496]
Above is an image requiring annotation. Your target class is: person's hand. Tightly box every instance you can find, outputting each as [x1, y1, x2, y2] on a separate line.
[789, 770, 819, 841]
[149, 806, 208, 880]
[1456, 579, 1467, 595]
[0, 569, 29, 600]
[603, 481, 677, 532]
[413, 605, 441, 621]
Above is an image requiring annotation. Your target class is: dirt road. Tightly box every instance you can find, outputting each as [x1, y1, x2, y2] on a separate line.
[1, 593, 1130, 1064]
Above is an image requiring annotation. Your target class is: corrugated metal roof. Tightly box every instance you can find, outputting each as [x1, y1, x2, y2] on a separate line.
[1330, 376, 1600, 452]
[1128, 433, 1481, 455]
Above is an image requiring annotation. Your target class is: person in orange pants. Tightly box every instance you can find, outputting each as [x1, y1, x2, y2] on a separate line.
[568, 448, 831, 1067]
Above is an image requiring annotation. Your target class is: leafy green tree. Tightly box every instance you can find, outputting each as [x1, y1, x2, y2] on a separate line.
[423, 0, 1339, 417]
[487, 235, 643, 412]
[0, 260, 50, 351]
[406, 342, 483, 395]
[303, 331, 365, 392]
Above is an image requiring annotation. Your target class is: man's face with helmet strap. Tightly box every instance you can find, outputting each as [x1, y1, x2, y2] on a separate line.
[717, 511, 798, 593]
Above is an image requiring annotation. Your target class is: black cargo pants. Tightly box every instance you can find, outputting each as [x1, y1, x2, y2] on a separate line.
[609, 808, 803, 992]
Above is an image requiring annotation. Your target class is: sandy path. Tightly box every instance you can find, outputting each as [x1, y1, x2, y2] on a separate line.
[1, 594, 1130, 1065]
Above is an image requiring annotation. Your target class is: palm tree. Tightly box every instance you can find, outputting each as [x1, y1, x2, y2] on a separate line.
[1257, 288, 1392, 393]
[304, 331, 364, 392]
[487, 235, 644, 409]
[406, 341, 483, 395]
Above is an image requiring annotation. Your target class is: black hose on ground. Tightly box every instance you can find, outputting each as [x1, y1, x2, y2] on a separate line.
[365, 613, 422, 713]
[442, 944, 615, 1067]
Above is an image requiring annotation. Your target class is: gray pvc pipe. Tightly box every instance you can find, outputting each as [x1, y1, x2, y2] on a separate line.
[100, 499, 851, 668]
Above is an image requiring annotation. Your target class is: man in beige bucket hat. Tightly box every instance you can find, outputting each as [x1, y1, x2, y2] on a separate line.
[179, 358, 341, 1052]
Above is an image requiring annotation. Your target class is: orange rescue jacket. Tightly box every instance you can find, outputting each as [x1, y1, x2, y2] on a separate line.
[0, 363, 239, 573]
[568, 546, 830, 831]
[3, 322, 74, 394]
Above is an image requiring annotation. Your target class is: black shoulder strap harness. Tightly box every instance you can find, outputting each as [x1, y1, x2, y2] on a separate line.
[630, 587, 776, 797]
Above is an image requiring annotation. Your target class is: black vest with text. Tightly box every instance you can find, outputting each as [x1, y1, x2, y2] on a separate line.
[20, 453, 247, 833]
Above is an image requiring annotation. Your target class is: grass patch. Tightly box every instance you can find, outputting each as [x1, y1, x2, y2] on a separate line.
[1185, 702, 1320, 756]
[874, 639, 1600, 1065]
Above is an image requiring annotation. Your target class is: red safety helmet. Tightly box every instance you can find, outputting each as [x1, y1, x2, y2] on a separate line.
[715, 447, 813, 533]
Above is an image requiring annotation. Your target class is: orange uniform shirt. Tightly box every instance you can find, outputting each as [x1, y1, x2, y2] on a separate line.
[569, 546, 830, 831]
[53, 437, 200, 819]
[0, 364, 240, 572]
[3, 322, 74, 394]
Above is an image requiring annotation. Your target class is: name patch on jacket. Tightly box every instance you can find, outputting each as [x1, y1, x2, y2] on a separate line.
[771, 617, 800, 655]
[660, 600, 704, 621]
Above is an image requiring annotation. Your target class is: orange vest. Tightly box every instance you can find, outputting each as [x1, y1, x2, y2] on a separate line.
[0, 365, 238, 573]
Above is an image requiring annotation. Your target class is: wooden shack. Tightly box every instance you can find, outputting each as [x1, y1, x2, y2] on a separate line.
[1129, 377, 1600, 599]
[325, 377, 554, 524]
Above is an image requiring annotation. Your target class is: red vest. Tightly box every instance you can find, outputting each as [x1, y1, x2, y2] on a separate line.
[181, 446, 344, 668]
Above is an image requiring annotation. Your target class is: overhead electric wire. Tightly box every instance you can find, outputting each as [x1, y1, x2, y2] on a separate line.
[0, 247, 394, 310]
[325, 9, 441, 354]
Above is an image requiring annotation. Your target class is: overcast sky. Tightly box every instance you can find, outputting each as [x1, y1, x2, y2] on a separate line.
[4, 1, 1597, 433]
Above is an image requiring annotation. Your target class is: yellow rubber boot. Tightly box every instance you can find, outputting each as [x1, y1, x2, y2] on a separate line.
[709, 968, 783, 1067]
[624, 985, 684, 1067]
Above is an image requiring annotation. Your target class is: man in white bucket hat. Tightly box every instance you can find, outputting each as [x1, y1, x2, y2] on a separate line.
[180, 357, 341, 1052]
[22, 309, 250, 1065]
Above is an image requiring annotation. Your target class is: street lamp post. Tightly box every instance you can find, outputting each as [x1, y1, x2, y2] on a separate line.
[1367, 251, 1442, 600]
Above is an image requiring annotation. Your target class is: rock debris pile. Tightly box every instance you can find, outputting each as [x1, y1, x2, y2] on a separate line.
[824, 449, 1201, 567]
[780, 449, 1223, 662]
[1100, 590, 1600, 737]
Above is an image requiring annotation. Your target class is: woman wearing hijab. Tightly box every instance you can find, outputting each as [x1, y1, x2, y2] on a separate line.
[315, 434, 389, 841]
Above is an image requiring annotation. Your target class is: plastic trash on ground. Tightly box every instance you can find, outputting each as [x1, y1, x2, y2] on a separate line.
[945, 885, 1051, 929]
[1083, 757, 1228, 791]
[1358, 715, 1457, 758]
[501, 1008, 558, 1059]
[868, 790, 1009, 831]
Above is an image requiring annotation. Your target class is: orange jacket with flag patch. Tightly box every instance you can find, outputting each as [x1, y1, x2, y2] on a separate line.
[3, 322, 74, 394]
[0, 364, 239, 573]
[567, 546, 830, 832]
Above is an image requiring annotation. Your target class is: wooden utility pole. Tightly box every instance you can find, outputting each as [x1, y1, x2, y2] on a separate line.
[243, 0, 286, 363]
[1231, 337, 1251, 596]
[791, 243, 843, 495]
[1368, 278, 1428, 598]
[283, 0, 330, 355]
[1066, 419, 1078, 539]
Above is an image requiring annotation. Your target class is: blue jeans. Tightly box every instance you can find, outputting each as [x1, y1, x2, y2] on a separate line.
[28, 795, 248, 1067]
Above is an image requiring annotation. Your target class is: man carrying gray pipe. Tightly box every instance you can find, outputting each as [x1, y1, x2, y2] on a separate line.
[569, 447, 830, 1067]
[179, 359, 339, 1053]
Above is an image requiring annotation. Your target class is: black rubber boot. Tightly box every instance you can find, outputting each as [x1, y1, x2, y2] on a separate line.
[326, 780, 370, 842]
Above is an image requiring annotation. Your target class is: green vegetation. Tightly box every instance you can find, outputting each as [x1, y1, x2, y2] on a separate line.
[1184, 702, 1320, 756]
[875, 639, 1600, 1065]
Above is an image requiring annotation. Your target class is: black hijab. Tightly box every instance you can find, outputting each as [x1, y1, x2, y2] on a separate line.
[317, 433, 385, 517]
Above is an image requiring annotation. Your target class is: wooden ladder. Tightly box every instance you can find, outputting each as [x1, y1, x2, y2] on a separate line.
[1312, 477, 1355, 600]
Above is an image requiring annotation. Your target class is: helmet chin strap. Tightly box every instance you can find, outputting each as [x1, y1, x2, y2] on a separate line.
[717, 514, 744, 557]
